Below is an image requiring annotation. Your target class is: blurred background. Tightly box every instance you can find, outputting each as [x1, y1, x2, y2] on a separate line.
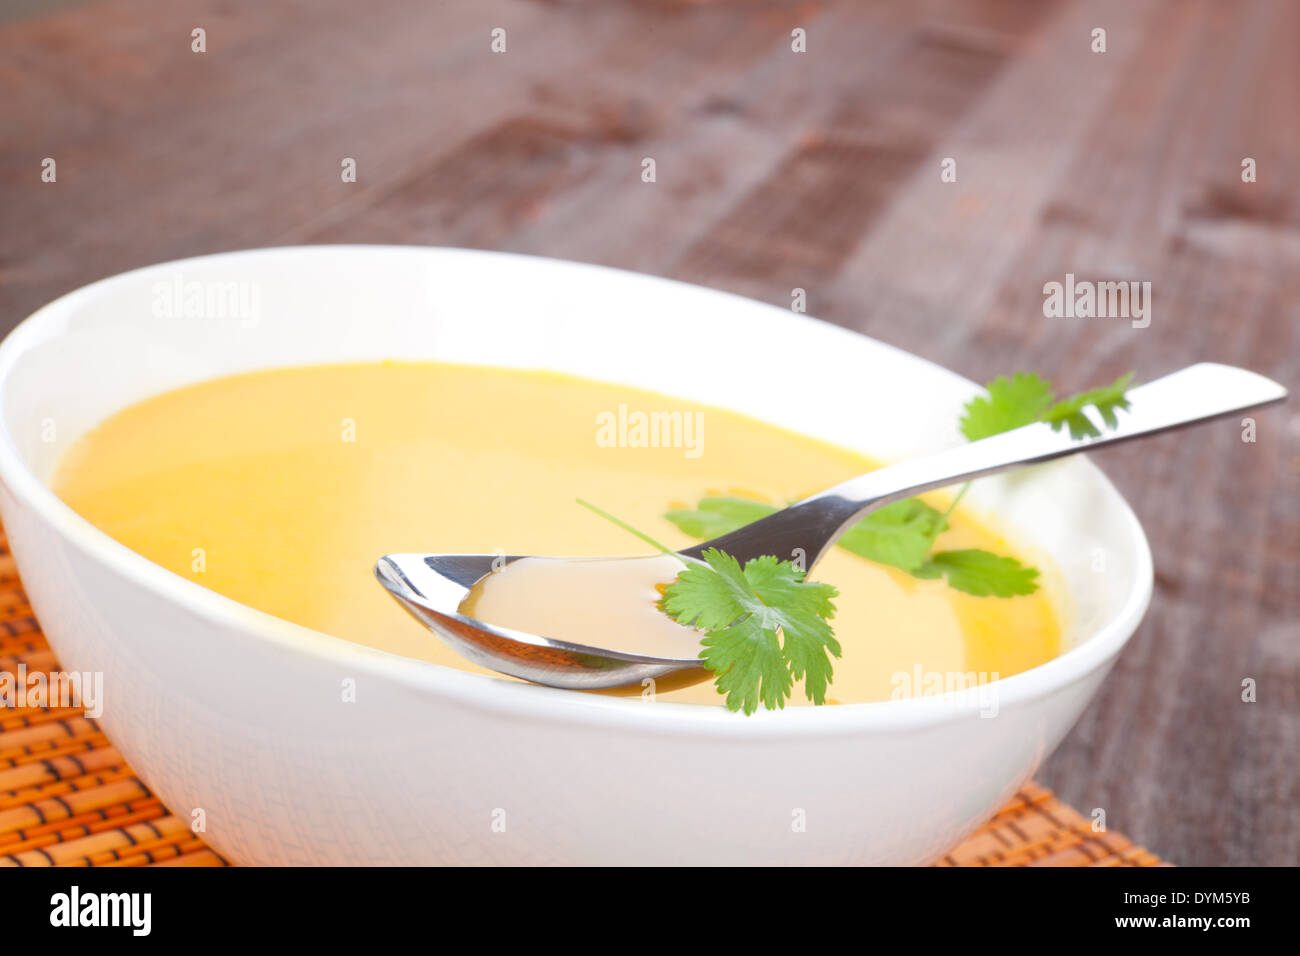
[2, 0, 1296, 864]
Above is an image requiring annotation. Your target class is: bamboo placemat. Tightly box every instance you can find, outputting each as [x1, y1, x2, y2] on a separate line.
[0, 528, 1163, 868]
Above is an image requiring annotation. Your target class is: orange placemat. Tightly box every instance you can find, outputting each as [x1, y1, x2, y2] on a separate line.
[0, 529, 1163, 867]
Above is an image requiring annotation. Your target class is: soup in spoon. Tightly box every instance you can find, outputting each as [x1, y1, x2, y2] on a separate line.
[53, 361, 1062, 705]
[461, 554, 703, 660]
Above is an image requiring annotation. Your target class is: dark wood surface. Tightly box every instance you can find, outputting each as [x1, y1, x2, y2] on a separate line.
[1, 0, 1296, 865]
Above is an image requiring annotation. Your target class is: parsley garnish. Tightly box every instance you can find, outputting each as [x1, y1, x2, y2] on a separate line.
[668, 496, 946, 571]
[665, 494, 1036, 598]
[834, 498, 949, 572]
[1041, 373, 1134, 440]
[912, 550, 1040, 597]
[662, 497, 779, 540]
[666, 370, 1134, 603]
[661, 549, 839, 715]
[958, 372, 1056, 441]
[960, 371, 1134, 441]
[577, 500, 839, 715]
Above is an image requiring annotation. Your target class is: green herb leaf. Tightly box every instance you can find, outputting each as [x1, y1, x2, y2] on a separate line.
[666, 495, 947, 574]
[664, 496, 778, 539]
[959, 373, 1056, 441]
[913, 549, 1040, 597]
[1042, 373, 1134, 440]
[960, 370, 1135, 442]
[661, 548, 840, 714]
[836, 498, 948, 572]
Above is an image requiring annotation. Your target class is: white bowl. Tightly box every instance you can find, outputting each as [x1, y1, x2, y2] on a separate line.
[0, 246, 1152, 865]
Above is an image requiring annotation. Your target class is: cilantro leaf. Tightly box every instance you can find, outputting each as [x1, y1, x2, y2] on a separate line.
[1042, 373, 1134, 440]
[660, 548, 840, 714]
[913, 549, 1040, 597]
[960, 373, 1056, 441]
[836, 498, 948, 572]
[664, 496, 777, 539]
[666, 495, 946, 573]
[736, 555, 841, 704]
[960, 370, 1135, 442]
[699, 615, 791, 716]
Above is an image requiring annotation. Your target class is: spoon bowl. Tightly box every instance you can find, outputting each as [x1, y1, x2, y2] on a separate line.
[375, 552, 706, 689]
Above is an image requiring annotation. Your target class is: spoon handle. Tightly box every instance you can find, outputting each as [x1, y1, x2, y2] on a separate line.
[682, 363, 1287, 568]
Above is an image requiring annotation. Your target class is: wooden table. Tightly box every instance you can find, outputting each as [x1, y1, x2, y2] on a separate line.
[1, 0, 1295, 865]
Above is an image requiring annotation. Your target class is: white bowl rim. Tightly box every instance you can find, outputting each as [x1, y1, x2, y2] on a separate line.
[0, 245, 1154, 735]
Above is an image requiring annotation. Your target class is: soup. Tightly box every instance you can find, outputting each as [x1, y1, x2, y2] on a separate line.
[462, 554, 707, 660]
[52, 361, 1061, 705]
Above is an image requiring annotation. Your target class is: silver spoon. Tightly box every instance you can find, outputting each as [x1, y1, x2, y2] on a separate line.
[375, 362, 1286, 690]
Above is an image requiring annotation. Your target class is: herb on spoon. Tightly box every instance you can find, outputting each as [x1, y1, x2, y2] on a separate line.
[577, 499, 839, 715]
[663, 549, 839, 715]
[583, 370, 1134, 714]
